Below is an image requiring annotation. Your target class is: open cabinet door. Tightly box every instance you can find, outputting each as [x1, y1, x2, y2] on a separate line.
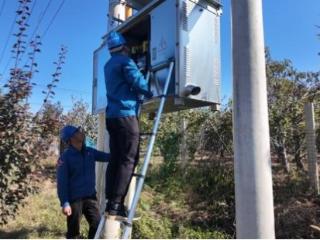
[92, 44, 111, 114]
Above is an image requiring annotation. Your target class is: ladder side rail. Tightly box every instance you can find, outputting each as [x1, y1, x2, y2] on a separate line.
[121, 61, 175, 239]
[94, 213, 106, 239]
[94, 70, 151, 239]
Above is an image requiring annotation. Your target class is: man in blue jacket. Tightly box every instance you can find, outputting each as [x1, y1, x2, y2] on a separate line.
[57, 125, 110, 239]
[104, 31, 153, 217]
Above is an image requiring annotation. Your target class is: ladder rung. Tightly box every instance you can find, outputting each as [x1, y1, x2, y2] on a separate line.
[122, 221, 132, 227]
[156, 94, 168, 98]
[140, 132, 154, 136]
[133, 173, 145, 179]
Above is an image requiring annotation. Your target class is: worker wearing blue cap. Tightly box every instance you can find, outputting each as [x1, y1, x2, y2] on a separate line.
[104, 31, 153, 218]
[57, 125, 110, 239]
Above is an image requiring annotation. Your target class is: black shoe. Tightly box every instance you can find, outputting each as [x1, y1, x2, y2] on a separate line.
[106, 201, 127, 218]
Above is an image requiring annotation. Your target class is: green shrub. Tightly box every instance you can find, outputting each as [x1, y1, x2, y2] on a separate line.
[133, 212, 173, 239]
[178, 225, 230, 239]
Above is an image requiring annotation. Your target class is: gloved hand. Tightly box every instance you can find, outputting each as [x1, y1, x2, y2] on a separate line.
[145, 91, 153, 99]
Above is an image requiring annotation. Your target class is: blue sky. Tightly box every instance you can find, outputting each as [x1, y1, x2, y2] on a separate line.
[0, 0, 319, 113]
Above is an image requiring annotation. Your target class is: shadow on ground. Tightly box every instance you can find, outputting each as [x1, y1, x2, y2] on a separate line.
[0, 225, 64, 239]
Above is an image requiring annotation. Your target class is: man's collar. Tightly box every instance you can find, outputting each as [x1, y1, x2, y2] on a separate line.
[69, 144, 86, 153]
[111, 52, 123, 57]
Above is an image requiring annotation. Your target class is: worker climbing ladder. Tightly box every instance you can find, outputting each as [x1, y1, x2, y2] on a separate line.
[94, 60, 174, 239]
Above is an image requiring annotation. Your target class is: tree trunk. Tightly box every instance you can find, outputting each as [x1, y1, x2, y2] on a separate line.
[220, 149, 225, 158]
[276, 144, 290, 173]
[179, 118, 188, 167]
[294, 148, 305, 171]
[274, 135, 290, 173]
[292, 126, 305, 171]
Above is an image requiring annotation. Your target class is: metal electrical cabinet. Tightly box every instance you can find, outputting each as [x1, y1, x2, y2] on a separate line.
[92, 0, 222, 114]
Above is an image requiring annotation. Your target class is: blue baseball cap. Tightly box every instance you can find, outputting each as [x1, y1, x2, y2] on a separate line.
[60, 125, 81, 143]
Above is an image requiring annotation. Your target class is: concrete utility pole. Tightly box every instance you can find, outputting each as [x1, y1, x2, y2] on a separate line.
[231, 0, 275, 238]
[96, 113, 108, 213]
[304, 102, 320, 195]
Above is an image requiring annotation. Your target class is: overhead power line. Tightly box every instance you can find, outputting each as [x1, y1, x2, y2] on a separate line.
[0, 0, 6, 18]
[33, 84, 91, 95]
[27, 0, 38, 24]
[0, 0, 36, 79]
[2, 0, 66, 80]
[17, 0, 53, 66]
[30, 101, 74, 109]
[22, 0, 66, 68]
[0, 2, 22, 66]
[42, 0, 66, 39]
[29, 0, 53, 40]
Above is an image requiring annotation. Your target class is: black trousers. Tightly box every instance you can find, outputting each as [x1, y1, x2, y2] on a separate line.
[66, 197, 101, 239]
[105, 116, 140, 204]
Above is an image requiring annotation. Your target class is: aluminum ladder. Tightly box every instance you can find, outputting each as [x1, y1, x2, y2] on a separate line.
[94, 60, 174, 239]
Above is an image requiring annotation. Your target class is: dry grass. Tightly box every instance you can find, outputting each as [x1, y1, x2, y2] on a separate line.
[0, 179, 66, 239]
[0, 158, 89, 239]
[1, 156, 320, 239]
